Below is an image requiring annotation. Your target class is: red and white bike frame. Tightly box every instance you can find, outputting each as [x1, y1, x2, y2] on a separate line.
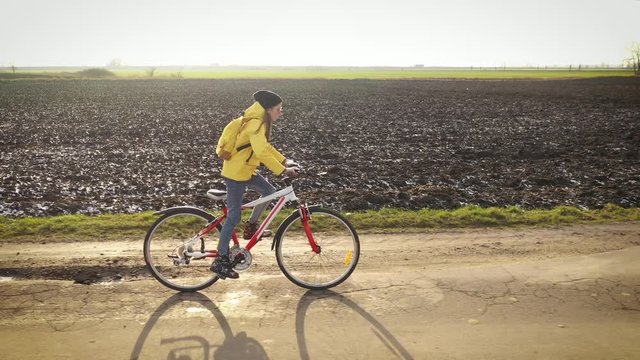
[183, 185, 319, 260]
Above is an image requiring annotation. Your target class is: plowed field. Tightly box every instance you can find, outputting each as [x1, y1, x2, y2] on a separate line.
[1, 78, 638, 216]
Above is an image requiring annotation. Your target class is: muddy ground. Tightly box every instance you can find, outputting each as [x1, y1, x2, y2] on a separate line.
[0, 222, 639, 359]
[1, 78, 639, 216]
[0, 222, 638, 285]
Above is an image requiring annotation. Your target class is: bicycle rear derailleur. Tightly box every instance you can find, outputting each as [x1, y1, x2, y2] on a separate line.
[172, 243, 194, 266]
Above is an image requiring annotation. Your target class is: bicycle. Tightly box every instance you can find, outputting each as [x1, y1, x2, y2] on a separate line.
[144, 176, 360, 292]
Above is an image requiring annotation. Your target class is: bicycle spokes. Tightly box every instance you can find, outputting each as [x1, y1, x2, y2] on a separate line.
[275, 208, 360, 290]
[144, 211, 221, 292]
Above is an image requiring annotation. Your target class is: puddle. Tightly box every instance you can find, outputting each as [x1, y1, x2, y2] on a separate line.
[0, 276, 14, 282]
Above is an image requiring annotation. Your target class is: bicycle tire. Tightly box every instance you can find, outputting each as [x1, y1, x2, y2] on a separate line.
[144, 208, 221, 292]
[274, 207, 360, 290]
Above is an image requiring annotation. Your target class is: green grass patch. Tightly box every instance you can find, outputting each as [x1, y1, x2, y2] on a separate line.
[0, 204, 638, 243]
[0, 212, 158, 242]
[344, 204, 640, 231]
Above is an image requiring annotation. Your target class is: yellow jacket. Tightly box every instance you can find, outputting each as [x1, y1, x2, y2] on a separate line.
[218, 102, 286, 181]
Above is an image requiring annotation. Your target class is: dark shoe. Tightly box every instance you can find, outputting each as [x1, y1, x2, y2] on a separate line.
[210, 254, 239, 279]
[243, 221, 272, 240]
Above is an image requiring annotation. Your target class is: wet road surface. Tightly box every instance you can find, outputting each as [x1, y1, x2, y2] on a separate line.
[1, 225, 640, 359]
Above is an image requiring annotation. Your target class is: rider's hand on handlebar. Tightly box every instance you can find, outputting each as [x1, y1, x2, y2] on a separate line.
[283, 166, 300, 177]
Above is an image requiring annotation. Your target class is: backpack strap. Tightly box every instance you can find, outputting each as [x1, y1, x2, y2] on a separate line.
[234, 117, 263, 162]
[233, 143, 253, 163]
[236, 143, 251, 152]
[234, 142, 253, 162]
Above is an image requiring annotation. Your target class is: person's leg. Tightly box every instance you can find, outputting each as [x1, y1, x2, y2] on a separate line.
[217, 178, 246, 255]
[212, 178, 245, 279]
[246, 173, 276, 223]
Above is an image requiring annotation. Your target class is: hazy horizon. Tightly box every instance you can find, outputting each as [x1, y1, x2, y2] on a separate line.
[2, 0, 639, 68]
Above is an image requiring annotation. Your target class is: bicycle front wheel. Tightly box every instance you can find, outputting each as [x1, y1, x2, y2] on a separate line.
[274, 207, 360, 290]
[144, 208, 220, 292]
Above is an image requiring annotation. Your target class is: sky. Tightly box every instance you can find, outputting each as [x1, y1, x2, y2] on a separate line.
[1, 0, 639, 68]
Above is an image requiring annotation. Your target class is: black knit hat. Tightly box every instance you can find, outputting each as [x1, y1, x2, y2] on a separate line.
[253, 90, 282, 109]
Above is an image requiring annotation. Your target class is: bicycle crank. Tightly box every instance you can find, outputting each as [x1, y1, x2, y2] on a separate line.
[229, 247, 252, 272]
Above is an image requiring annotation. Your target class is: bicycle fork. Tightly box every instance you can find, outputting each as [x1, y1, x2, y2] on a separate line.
[298, 204, 321, 254]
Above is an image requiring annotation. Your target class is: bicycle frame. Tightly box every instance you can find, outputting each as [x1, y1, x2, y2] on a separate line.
[182, 185, 319, 260]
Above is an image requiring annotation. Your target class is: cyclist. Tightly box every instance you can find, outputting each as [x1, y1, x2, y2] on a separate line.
[212, 90, 299, 279]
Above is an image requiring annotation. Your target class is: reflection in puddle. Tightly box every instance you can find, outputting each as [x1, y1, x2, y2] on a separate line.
[0, 277, 14, 282]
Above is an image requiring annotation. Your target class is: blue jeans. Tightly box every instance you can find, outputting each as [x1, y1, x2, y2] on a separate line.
[217, 173, 276, 255]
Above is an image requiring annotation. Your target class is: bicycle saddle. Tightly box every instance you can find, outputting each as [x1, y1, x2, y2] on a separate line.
[206, 189, 227, 201]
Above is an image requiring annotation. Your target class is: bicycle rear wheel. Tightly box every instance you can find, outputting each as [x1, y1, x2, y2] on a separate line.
[144, 208, 220, 292]
[274, 207, 360, 290]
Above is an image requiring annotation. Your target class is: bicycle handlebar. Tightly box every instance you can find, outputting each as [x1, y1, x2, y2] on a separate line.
[281, 162, 303, 186]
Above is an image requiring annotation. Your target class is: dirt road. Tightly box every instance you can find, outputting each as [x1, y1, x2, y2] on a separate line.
[1, 222, 639, 359]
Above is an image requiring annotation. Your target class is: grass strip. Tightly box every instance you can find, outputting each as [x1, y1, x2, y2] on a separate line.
[0, 204, 638, 243]
[344, 204, 640, 231]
